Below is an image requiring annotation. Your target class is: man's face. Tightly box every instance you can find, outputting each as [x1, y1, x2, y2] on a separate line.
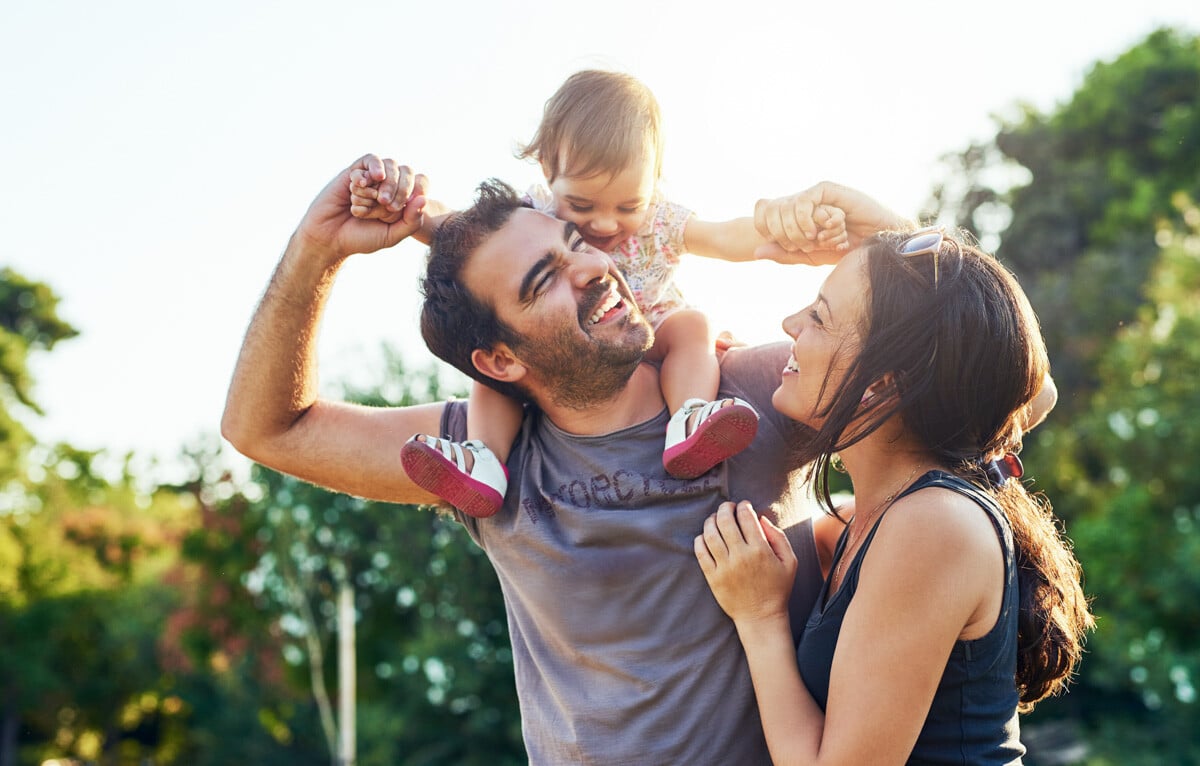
[462, 208, 653, 408]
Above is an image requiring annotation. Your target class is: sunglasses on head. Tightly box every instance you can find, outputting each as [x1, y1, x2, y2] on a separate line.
[897, 225, 946, 288]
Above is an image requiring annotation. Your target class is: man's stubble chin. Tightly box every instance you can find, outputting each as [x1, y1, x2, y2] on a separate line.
[516, 317, 653, 410]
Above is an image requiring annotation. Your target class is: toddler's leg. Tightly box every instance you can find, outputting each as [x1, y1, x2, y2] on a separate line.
[400, 382, 519, 518]
[655, 309, 759, 479]
[467, 381, 522, 464]
[652, 308, 718, 412]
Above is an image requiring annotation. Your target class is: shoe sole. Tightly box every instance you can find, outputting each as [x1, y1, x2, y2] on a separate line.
[401, 440, 504, 519]
[663, 404, 759, 479]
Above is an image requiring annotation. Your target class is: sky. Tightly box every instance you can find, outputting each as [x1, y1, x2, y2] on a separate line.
[2, 0, 1198, 482]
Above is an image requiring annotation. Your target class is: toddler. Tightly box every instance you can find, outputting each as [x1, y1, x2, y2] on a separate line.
[352, 70, 845, 517]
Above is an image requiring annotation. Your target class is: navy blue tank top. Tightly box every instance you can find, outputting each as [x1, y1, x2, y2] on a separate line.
[795, 471, 1025, 765]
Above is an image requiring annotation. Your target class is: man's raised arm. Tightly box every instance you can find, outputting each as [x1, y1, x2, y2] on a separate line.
[221, 154, 446, 504]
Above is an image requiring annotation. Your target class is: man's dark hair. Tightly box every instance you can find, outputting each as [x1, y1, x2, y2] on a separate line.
[419, 179, 532, 403]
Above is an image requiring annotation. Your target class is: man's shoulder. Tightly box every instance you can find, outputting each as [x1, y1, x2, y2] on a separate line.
[719, 340, 807, 445]
[718, 342, 790, 401]
[720, 340, 790, 367]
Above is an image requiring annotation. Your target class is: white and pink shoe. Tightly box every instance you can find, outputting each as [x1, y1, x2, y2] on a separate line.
[401, 436, 509, 518]
[663, 398, 759, 479]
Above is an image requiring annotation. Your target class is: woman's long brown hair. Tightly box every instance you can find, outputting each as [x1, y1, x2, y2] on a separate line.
[798, 232, 1093, 709]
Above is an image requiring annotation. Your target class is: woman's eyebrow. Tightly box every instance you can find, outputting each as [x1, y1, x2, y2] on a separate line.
[817, 293, 832, 320]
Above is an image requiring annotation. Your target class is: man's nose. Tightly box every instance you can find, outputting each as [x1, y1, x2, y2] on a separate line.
[570, 248, 612, 286]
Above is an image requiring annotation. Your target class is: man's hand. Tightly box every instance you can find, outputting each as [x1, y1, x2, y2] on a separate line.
[752, 204, 850, 265]
[296, 154, 428, 263]
[753, 181, 910, 263]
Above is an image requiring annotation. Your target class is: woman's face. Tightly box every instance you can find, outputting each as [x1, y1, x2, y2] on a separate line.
[772, 248, 867, 425]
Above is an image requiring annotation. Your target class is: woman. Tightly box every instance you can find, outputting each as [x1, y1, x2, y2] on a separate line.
[695, 185, 1093, 765]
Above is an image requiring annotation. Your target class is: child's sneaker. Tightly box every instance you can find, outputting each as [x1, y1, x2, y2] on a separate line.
[663, 398, 759, 479]
[401, 435, 508, 518]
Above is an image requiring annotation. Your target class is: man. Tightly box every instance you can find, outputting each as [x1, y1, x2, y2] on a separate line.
[222, 154, 925, 763]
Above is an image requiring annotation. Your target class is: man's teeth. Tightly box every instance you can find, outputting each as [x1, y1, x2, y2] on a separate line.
[784, 356, 799, 373]
[589, 291, 621, 324]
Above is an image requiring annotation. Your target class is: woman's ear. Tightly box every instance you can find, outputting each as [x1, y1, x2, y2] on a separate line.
[471, 345, 527, 384]
[861, 373, 897, 406]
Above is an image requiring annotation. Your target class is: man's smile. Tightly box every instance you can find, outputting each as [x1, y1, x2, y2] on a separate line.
[588, 287, 625, 325]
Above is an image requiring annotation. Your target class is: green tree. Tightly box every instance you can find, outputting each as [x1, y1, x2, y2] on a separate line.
[927, 27, 1200, 411]
[0, 269, 77, 480]
[175, 351, 524, 765]
[1029, 199, 1200, 763]
[1, 444, 199, 766]
[159, 440, 327, 766]
[0, 270, 207, 766]
[923, 29, 1200, 762]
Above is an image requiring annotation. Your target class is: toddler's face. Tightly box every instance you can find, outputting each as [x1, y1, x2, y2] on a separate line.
[548, 156, 656, 253]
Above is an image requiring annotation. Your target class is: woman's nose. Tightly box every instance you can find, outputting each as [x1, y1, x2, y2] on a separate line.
[782, 311, 802, 338]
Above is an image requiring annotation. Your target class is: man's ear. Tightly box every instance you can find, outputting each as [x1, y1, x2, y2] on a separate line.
[471, 344, 528, 384]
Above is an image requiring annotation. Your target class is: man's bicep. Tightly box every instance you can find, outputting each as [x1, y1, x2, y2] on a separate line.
[244, 399, 448, 506]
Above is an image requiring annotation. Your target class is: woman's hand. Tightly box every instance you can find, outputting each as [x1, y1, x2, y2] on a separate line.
[695, 501, 798, 626]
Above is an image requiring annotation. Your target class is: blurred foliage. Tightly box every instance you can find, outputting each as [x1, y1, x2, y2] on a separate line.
[1028, 201, 1200, 764]
[926, 27, 1200, 415]
[0, 267, 198, 765]
[1, 285, 522, 764]
[0, 268, 78, 417]
[170, 350, 524, 765]
[928, 27, 1200, 765]
[6, 25, 1200, 766]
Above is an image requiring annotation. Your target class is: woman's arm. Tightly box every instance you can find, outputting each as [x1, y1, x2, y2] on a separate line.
[696, 502, 825, 762]
[697, 490, 1000, 765]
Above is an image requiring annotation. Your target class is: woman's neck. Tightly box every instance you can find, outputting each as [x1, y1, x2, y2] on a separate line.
[839, 429, 937, 522]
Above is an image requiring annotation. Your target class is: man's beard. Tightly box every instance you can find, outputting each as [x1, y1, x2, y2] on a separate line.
[511, 300, 653, 410]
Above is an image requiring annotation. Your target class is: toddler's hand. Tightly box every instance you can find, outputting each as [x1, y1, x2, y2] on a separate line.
[349, 167, 390, 220]
[714, 330, 746, 361]
[752, 197, 853, 266]
[814, 204, 849, 252]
